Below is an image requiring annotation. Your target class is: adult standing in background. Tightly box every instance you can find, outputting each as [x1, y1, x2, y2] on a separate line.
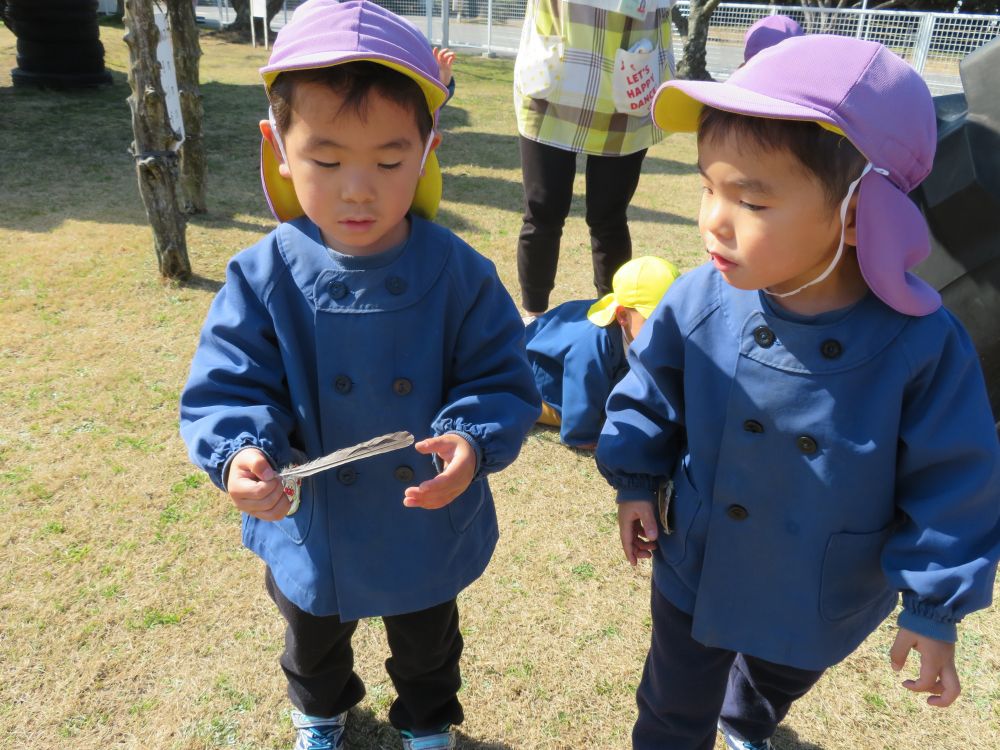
[514, 0, 676, 319]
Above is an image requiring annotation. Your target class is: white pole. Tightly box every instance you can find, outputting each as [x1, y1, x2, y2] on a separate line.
[855, 0, 869, 40]
[486, 0, 494, 56]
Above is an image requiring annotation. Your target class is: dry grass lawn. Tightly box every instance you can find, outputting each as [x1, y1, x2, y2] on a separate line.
[0, 20, 997, 750]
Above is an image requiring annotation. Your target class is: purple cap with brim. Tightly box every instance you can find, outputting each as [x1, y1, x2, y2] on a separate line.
[744, 15, 804, 62]
[651, 35, 940, 317]
[258, 0, 448, 222]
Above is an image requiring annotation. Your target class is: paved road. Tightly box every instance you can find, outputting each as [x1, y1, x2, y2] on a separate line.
[194, 7, 962, 95]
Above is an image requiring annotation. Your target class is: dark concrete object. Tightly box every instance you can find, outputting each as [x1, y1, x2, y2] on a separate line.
[911, 37, 1000, 424]
[5, 0, 112, 88]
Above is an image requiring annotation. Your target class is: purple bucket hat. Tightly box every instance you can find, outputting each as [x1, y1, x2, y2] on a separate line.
[652, 35, 940, 317]
[743, 15, 803, 62]
[258, 0, 448, 222]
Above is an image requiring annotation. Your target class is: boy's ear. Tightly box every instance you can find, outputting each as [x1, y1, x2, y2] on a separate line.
[614, 305, 630, 329]
[260, 119, 291, 179]
[429, 130, 443, 152]
[843, 192, 859, 247]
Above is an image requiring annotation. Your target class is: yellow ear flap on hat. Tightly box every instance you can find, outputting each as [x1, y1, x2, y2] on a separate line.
[587, 293, 621, 327]
[411, 150, 442, 220]
[260, 126, 304, 224]
[258, 127, 443, 223]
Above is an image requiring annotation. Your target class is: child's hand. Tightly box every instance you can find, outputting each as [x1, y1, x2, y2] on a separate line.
[433, 47, 455, 87]
[403, 434, 476, 510]
[226, 448, 290, 521]
[889, 627, 961, 707]
[617, 500, 659, 566]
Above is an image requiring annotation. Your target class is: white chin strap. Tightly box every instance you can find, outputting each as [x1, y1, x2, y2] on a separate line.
[268, 107, 290, 165]
[764, 162, 882, 300]
[419, 130, 435, 173]
[268, 106, 436, 174]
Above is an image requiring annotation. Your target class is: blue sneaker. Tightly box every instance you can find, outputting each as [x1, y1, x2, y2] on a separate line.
[399, 727, 456, 750]
[292, 710, 347, 750]
[719, 721, 773, 750]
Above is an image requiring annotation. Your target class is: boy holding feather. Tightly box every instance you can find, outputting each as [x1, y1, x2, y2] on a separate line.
[179, 3, 539, 748]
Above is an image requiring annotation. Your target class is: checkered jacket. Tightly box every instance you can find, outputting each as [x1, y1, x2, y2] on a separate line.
[514, 0, 675, 156]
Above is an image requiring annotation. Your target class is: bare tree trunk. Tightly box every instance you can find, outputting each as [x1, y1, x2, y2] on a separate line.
[677, 0, 722, 81]
[123, 0, 191, 280]
[166, 0, 207, 214]
[225, 0, 283, 39]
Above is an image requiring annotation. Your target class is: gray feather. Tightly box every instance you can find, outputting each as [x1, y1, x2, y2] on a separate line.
[279, 431, 415, 480]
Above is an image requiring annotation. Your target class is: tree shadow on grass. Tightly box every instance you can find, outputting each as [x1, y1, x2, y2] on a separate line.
[440, 127, 521, 172]
[641, 154, 698, 176]
[0, 73, 276, 235]
[345, 706, 513, 749]
[177, 273, 223, 295]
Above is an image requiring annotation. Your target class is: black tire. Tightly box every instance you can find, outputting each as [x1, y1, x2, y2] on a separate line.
[10, 19, 101, 43]
[17, 49, 105, 75]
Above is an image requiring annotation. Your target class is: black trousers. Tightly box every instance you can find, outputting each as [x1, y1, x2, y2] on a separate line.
[633, 586, 825, 750]
[265, 568, 464, 732]
[516, 135, 648, 313]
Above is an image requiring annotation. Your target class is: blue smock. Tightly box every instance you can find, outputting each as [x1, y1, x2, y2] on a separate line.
[181, 216, 541, 620]
[525, 300, 628, 446]
[597, 263, 1000, 670]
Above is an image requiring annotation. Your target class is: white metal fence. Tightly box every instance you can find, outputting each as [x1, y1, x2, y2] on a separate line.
[190, 1, 999, 95]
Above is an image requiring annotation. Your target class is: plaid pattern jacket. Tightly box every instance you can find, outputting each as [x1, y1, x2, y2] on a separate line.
[514, 0, 675, 156]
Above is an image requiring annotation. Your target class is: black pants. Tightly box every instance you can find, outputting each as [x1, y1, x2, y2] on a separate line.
[517, 135, 647, 313]
[265, 568, 464, 732]
[633, 586, 825, 750]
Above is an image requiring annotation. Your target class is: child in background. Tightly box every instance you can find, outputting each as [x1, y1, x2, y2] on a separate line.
[179, 2, 540, 749]
[526, 256, 679, 448]
[433, 46, 456, 103]
[597, 35, 1000, 750]
[742, 15, 803, 63]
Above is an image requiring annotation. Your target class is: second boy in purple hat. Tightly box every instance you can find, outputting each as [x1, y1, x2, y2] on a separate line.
[597, 35, 1000, 750]
[179, 2, 540, 748]
[742, 14, 803, 63]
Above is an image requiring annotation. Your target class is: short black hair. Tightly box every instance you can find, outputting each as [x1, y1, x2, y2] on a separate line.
[698, 106, 867, 206]
[268, 61, 433, 141]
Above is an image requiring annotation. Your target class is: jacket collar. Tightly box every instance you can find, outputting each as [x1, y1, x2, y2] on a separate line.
[716, 270, 909, 374]
[275, 215, 451, 313]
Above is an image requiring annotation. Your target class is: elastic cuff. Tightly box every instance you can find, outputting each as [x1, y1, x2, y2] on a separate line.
[897, 609, 958, 644]
[221, 445, 276, 488]
[442, 429, 483, 478]
[616, 489, 657, 503]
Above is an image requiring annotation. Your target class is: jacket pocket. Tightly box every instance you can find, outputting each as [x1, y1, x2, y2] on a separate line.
[659, 460, 703, 565]
[820, 525, 894, 622]
[448, 480, 485, 534]
[273, 476, 315, 545]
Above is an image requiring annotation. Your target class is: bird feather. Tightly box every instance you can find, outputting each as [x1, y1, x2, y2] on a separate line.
[279, 431, 415, 481]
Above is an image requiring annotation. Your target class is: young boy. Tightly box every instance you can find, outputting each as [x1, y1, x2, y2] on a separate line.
[179, 3, 540, 749]
[596, 35, 1000, 750]
[526, 256, 679, 448]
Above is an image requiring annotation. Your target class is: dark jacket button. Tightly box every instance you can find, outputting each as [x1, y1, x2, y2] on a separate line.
[726, 504, 749, 521]
[337, 467, 357, 485]
[334, 375, 352, 394]
[753, 326, 775, 348]
[394, 465, 415, 483]
[329, 281, 348, 300]
[743, 419, 764, 434]
[797, 435, 818, 454]
[392, 378, 412, 396]
[821, 339, 843, 359]
[385, 276, 407, 295]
